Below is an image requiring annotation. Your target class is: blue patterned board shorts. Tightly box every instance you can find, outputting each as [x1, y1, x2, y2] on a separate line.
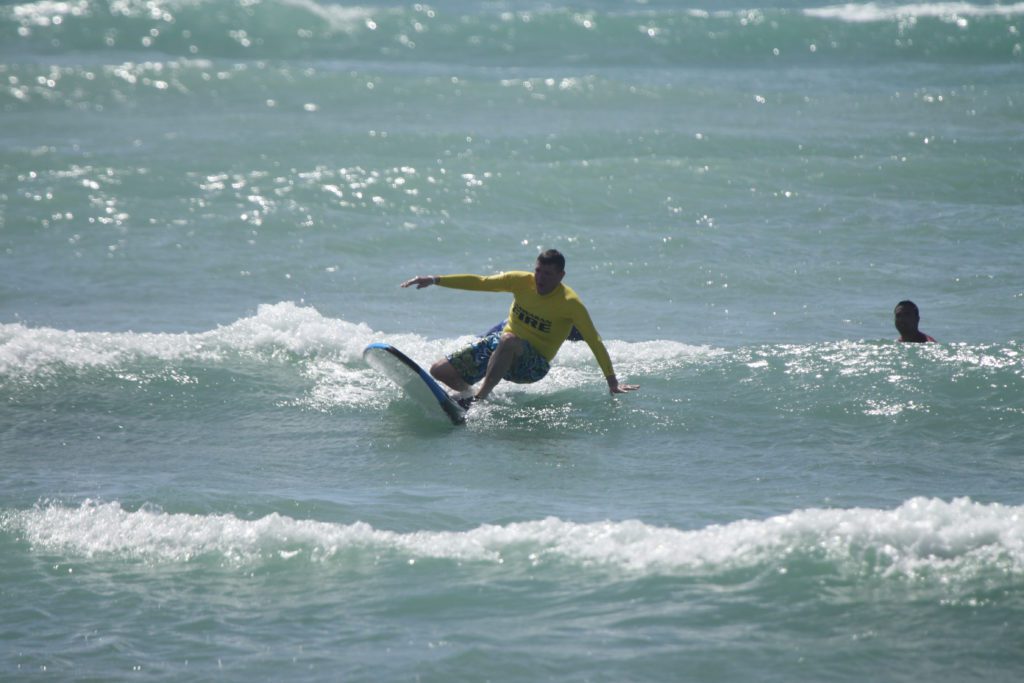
[447, 332, 551, 385]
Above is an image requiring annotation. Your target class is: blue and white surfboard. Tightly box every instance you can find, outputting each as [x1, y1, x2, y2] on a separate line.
[363, 343, 467, 425]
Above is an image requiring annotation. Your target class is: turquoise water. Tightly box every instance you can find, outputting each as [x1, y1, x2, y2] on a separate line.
[2, 1, 1023, 680]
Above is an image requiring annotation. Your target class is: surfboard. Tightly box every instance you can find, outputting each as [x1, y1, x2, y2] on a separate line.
[363, 343, 467, 425]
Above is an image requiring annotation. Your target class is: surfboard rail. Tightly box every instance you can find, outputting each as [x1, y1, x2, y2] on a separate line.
[363, 343, 466, 425]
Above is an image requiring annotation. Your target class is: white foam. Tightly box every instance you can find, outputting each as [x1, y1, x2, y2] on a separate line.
[0, 302, 374, 378]
[4, 498, 1021, 581]
[1, 303, 700, 376]
[279, 0, 376, 34]
[1, 303, 712, 413]
[525, 338, 717, 395]
[805, 2, 1024, 23]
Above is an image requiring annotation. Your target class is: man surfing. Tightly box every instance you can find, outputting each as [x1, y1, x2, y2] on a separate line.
[400, 249, 639, 407]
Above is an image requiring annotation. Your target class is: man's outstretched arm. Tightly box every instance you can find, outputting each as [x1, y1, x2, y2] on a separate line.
[402, 273, 514, 292]
[571, 306, 639, 395]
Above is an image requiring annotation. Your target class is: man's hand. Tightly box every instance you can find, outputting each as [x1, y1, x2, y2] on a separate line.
[400, 276, 438, 289]
[607, 376, 639, 394]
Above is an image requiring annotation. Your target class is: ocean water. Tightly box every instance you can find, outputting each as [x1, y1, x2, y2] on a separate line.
[2, 0, 1023, 680]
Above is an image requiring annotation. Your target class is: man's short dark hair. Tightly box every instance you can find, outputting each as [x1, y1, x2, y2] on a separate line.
[537, 249, 565, 272]
[895, 300, 919, 316]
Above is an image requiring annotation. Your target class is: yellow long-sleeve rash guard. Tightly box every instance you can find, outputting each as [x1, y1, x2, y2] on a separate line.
[437, 271, 615, 378]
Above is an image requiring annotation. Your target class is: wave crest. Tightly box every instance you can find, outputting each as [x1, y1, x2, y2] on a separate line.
[4, 497, 1022, 584]
[0, 302, 371, 378]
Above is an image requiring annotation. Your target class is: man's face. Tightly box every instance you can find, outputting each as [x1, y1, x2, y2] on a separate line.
[894, 305, 919, 335]
[534, 261, 564, 295]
